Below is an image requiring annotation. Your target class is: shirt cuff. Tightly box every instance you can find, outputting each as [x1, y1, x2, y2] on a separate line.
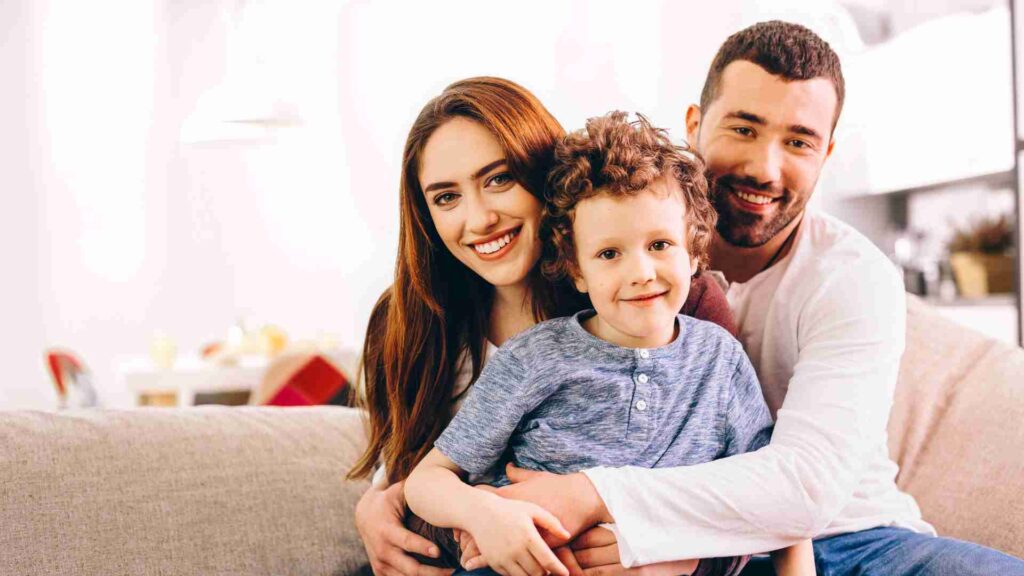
[582, 467, 641, 568]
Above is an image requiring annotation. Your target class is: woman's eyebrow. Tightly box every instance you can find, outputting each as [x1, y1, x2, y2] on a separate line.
[423, 159, 507, 194]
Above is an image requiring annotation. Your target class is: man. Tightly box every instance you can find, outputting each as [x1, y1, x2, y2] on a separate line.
[469, 20, 1024, 576]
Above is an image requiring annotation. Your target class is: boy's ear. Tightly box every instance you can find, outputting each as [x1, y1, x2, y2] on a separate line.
[573, 272, 588, 294]
[690, 254, 699, 275]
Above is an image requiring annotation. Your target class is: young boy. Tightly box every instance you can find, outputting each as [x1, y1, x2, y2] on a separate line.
[404, 112, 814, 576]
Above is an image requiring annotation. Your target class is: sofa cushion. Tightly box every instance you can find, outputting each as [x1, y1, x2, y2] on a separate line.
[889, 296, 1024, 558]
[0, 406, 371, 576]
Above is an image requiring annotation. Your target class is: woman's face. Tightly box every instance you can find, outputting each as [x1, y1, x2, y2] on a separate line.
[418, 117, 543, 290]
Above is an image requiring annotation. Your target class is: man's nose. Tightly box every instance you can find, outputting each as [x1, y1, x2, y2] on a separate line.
[742, 140, 783, 186]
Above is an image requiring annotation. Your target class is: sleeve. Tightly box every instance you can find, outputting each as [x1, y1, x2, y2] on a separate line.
[583, 258, 906, 565]
[434, 344, 545, 475]
[721, 347, 773, 457]
[682, 274, 738, 338]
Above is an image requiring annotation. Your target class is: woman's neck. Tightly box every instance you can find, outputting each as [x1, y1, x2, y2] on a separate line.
[488, 282, 536, 346]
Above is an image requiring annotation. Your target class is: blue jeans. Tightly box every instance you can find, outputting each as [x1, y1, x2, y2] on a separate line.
[457, 528, 1024, 576]
[739, 527, 1024, 576]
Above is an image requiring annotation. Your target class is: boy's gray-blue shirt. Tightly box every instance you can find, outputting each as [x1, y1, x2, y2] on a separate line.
[434, 310, 773, 486]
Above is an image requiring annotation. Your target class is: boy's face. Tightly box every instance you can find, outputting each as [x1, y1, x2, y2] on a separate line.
[572, 176, 696, 349]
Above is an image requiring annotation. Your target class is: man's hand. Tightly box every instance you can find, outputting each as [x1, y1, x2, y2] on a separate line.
[354, 480, 453, 576]
[570, 527, 698, 576]
[496, 464, 611, 540]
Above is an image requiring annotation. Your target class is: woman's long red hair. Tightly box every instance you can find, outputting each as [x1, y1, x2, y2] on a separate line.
[349, 77, 582, 483]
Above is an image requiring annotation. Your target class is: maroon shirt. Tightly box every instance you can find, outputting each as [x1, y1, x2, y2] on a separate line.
[681, 273, 737, 338]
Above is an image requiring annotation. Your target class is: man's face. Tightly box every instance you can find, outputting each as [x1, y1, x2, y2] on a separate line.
[687, 61, 837, 247]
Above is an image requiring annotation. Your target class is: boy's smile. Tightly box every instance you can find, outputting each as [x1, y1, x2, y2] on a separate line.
[571, 176, 696, 349]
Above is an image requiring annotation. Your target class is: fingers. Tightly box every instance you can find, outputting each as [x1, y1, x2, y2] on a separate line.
[385, 523, 440, 559]
[555, 546, 585, 576]
[530, 507, 571, 542]
[582, 565, 636, 576]
[527, 535, 569, 576]
[570, 527, 616, 551]
[571, 544, 618, 570]
[505, 462, 544, 484]
[460, 535, 481, 568]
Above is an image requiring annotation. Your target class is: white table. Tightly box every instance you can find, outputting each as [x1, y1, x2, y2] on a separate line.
[117, 348, 360, 407]
[118, 355, 269, 407]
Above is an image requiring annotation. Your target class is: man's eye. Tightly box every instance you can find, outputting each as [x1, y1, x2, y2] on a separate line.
[733, 127, 754, 137]
[598, 250, 618, 260]
[788, 139, 811, 149]
[650, 241, 671, 251]
[434, 192, 458, 206]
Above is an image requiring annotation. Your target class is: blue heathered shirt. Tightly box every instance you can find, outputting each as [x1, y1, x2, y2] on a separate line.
[434, 310, 774, 486]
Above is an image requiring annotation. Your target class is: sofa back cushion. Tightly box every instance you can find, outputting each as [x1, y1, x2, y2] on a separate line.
[890, 296, 1024, 558]
[0, 406, 370, 576]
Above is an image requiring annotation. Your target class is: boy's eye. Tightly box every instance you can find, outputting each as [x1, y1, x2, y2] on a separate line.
[598, 249, 618, 260]
[434, 192, 459, 206]
[650, 241, 671, 251]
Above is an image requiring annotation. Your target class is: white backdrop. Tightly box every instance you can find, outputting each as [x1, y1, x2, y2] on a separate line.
[2, 0, 1004, 408]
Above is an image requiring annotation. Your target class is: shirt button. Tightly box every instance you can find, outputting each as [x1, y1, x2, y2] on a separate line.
[638, 373, 649, 384]
[639, 349, 650, 359]
[636, 400, 648, 411]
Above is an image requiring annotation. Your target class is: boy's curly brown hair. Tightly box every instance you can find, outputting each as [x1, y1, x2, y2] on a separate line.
[541, 111, 716, 282]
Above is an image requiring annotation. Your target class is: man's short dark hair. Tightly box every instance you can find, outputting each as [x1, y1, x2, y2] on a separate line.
[699, 20, 845, 129]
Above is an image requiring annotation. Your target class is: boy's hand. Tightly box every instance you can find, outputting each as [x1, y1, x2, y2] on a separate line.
[465, 496, 571, 576]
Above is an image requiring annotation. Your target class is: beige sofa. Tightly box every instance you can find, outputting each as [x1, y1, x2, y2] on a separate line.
[2, 297, 1022, 575]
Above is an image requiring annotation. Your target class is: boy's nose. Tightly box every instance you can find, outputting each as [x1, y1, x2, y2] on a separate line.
[629, 255, 657, 285]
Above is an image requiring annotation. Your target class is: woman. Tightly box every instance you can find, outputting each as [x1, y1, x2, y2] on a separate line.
[349, 77, 732, 576]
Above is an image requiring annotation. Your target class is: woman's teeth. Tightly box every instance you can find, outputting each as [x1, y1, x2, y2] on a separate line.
[474, 230, 518, 254]
[736, 190, 774, 205]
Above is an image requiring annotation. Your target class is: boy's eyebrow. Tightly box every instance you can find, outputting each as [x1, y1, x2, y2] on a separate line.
[422, 159, 507, 194]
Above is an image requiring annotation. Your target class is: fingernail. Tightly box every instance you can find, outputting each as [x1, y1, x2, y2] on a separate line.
[429, 546, 439, 557]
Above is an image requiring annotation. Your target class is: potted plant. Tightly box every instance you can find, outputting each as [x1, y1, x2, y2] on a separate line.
[948, 214, 1015, 297]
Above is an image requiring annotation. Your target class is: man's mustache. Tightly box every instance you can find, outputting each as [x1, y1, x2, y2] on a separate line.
[711, 173, 785, 198]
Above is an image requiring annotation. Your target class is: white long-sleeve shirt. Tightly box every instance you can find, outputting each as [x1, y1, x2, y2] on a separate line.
[583, 210, 935, 566]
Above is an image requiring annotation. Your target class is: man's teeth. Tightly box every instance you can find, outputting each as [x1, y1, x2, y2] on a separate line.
[736, 190, 773, 205]
[474, 230, 517, 254]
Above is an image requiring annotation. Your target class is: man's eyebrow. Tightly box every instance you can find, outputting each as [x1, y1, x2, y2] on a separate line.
[422, 159, 507, 194]
[789, 124, 823, 142]
[724, 110, 766, 125]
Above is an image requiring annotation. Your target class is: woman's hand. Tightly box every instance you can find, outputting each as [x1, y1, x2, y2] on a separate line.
[355, 480, 453, 576]
[570, 528, 699, 576]
[464, 496, 571, 576]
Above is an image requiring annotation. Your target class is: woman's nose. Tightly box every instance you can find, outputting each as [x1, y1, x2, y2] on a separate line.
[465, 193, 499, 233]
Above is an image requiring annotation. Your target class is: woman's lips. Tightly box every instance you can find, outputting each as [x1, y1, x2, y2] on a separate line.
[470, 227, 521, 261]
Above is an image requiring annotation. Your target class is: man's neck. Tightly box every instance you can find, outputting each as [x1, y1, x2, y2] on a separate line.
[710, 214, 804, 284]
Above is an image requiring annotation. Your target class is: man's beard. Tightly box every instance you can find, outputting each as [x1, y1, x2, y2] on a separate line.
[711, 174, 805, 248]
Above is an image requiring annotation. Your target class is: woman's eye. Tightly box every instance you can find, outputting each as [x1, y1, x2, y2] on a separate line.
[598, 250, 618, 260]
[434, 192, 458, 206]
[650, 241, 671, 251]
[488, 172, 514, 187]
